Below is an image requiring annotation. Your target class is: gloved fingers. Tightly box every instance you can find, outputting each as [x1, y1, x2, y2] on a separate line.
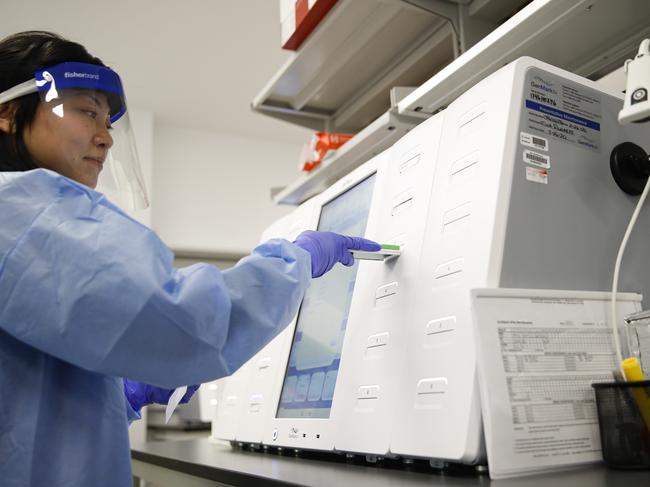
[295, 231, 381, 278]
[180, 384, 201, 404]
[358, 237, 381, 251]
[343, 236, 381, 251]
[340, 250, 355, 267]
[150, 387, 175, 405]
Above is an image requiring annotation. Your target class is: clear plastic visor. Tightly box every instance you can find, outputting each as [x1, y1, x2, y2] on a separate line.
[99, 108, 150, 212]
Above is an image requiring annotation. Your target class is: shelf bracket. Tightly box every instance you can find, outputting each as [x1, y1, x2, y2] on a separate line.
[390, 86, 418, 107]
[395, 0, 497, 56]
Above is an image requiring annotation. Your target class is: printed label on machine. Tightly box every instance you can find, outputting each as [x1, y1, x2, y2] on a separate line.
[520, 132, 548, 151]
[525, 166, 548, 184]
[523, 149, 550, 168]
[523, 69, 602, 153]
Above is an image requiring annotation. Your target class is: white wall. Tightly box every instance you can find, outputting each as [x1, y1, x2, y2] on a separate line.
[152, 123, 302, 254]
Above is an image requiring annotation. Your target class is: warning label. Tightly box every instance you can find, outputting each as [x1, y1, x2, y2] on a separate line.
[526, 166, 548, 184]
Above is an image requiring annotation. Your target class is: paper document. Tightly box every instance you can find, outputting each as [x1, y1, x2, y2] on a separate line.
[165, 386, 187, 424]
[471, 289, 642, 479]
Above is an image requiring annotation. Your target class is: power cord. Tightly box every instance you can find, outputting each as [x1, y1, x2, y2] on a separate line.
[611, 157, 650, 378]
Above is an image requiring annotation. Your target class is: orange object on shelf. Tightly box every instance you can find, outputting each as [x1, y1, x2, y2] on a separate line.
[300, 132, 354, 172]
[282, 0, 338, 51]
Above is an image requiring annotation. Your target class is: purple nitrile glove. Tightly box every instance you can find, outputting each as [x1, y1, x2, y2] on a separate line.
[293, 230, 381, 278]
[123, 378, 200, 412]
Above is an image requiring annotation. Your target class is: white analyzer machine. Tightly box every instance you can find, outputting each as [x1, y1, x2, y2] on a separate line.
[211, 57, 650, 466]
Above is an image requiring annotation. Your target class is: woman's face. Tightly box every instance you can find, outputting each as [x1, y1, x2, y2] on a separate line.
[23, 90, 114, 188]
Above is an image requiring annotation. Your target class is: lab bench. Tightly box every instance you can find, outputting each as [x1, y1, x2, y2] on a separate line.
[131, 438, 649, 487]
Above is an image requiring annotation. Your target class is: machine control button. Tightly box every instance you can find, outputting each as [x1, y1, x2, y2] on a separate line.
[392, 198, 413, 215]
[357, 385, 380, 399]
[434, 259, 464, 279]
[425, 317, 456, 335]
[416, 377, 448, 395]
[366, 332, 389, 348]
[399, 154, 421, 174]
[392, 189, 414, 216]
[443, 203, 472, 227]
[450, 151, 480, 176]
[375, 282, 398, 300]
[249, 394, 263, 405]
[458, 103, 486, 136]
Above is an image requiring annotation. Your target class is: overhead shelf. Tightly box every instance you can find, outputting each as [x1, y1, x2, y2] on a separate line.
[272, 108, 421, 205]
[259, 0, 650, 206]
[252, 0, 531, 134]
[398, 0, 650, 117]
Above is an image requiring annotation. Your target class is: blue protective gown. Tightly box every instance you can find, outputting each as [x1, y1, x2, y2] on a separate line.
[0, 169, 311, 486]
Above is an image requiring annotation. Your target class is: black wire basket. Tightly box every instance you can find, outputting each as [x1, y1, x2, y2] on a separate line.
[592, 380, 650, 469]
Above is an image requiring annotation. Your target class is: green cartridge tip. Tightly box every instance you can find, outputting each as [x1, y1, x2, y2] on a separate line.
[380, 244, 400, 251]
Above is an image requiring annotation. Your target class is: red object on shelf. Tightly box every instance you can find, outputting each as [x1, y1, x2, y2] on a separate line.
[300, 132, 354, 172]
[295, 0, 310, 26]
[282, 0, 338, 51]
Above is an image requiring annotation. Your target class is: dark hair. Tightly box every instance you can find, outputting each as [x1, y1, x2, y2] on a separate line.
[0, 31, 106, 171]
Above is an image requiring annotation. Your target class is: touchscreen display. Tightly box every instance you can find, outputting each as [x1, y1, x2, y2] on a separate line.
[276, 174, 376, 419]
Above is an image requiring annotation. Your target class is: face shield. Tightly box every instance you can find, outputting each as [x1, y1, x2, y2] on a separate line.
[0, 62, 149, 210]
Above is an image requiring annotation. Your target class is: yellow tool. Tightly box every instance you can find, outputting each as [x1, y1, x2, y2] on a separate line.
[622, 357, 650, 430]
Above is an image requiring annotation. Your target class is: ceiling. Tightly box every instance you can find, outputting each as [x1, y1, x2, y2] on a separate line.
[1, 0, 312, 143]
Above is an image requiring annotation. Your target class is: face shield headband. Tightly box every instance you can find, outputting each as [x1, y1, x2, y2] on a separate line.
[0, 62, 149, 210]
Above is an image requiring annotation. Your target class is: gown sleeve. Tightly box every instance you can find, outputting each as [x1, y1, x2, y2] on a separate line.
[0, 170, 311, 387]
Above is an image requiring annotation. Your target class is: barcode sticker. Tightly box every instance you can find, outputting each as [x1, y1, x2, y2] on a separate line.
[523, 149, 550, 168]
[520, 132, 548, 151]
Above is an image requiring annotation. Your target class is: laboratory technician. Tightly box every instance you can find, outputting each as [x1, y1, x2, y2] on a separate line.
[0, 31, 380, 487]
